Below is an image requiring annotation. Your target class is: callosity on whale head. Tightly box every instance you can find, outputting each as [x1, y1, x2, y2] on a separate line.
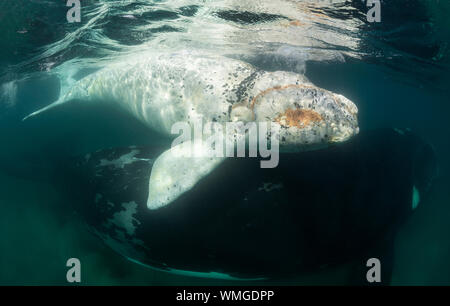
[246, 71, 359, 151]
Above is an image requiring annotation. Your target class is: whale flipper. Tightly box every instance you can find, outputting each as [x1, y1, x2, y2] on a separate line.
[147, 141, 225, 210]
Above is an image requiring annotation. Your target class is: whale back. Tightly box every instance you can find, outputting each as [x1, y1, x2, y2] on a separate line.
[24, 52, 257, 136]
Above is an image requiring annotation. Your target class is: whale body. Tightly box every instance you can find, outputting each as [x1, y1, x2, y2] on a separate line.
[25, 51, 358, 145]
[25, 51, 359, 209]
[63, 128, 438, 283]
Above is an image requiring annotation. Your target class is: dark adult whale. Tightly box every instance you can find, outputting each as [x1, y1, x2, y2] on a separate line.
[62, 128, 438, 284]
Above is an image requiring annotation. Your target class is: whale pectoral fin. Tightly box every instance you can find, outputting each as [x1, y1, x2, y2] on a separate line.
[147, 142, 225, 210]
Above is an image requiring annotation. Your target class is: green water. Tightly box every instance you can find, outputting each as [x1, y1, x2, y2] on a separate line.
[0, 0, 449, 285]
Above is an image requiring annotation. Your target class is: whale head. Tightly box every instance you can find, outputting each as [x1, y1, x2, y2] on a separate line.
[247, 83, 359, 151]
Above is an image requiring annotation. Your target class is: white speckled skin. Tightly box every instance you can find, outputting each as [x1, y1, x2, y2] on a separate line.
[26, 52, 253, 133]
[25, 51, 358, 149]
[148, 141, 226, 210]
[247, 71, 359, 149]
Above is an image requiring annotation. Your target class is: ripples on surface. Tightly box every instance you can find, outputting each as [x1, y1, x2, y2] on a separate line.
[1, 0, 448, 98]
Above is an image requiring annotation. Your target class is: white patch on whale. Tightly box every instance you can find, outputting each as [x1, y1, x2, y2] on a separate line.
[393, 128, 405, 135]
[258, 182, 283, 192]
[99, 150, 151, 169]
[108, 201, 141, 235]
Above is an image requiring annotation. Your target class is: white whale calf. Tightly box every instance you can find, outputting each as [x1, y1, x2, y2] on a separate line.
[24, 51, 359, 209]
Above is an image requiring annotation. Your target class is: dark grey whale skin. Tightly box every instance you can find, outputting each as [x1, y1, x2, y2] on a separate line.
[63, 128, 438, 283]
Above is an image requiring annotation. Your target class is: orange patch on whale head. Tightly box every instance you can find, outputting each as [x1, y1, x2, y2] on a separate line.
[282, 20, 305, 27]
[276, 108, 323, 128]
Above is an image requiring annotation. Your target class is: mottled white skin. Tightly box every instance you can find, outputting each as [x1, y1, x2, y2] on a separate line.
[25, 52, 254, 133]
[25, 51, 358, 147]
[24, 51, 359, 210]
[246, 72, 359, 148]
